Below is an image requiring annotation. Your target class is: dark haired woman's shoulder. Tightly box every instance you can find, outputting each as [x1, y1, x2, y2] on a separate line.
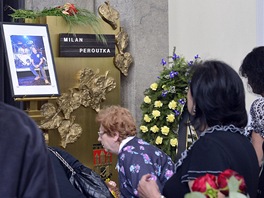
[199, 128, 250, 145]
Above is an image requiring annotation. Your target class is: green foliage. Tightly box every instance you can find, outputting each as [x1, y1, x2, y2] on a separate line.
[8, 7, 38, 19]
[8, 4, 106, 43]
[184, 192, 206, 198]
[139, 48, 200, 160]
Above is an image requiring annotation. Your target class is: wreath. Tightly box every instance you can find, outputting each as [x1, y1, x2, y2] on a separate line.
[139, 48, 200, 160]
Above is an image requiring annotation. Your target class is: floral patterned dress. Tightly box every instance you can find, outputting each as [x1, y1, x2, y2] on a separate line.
[247, 97, 264, 137]
[117, 137, 175, 198]
[246, 97, 264, 198]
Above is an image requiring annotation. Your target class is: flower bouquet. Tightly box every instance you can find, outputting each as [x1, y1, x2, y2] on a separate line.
[139, 47, 200, 160]
[8, 3, 105, 42]
[185, 169, 248, 198]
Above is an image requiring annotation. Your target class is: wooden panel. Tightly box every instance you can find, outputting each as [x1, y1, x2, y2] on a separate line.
[26, 16, 120, 182]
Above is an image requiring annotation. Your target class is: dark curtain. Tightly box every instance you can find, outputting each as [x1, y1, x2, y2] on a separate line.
[1, 0, 25, 108]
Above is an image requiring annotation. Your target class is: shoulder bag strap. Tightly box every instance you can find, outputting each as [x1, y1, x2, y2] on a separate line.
[48, 147, 76, 175]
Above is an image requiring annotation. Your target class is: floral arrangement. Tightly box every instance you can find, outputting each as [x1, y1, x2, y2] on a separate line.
[8, 3, 105, 42]
[185, 169, 248, 198]
[139, 48, 200, 160]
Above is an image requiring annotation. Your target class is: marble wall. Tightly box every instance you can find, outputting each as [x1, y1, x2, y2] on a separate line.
[25, 0, 169, 127]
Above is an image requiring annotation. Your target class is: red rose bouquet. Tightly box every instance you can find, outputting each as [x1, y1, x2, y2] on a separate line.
[191, 173, 218, 198]
[217, 169, 246, 196]
[185, 169, 249, 198]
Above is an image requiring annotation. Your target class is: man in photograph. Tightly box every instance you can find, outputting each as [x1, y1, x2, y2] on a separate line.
[30, 46, 50, 84]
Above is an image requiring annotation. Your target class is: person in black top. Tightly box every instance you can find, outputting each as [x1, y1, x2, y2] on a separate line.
[138, 60, 259, 198]
[0, 101, 59, 197]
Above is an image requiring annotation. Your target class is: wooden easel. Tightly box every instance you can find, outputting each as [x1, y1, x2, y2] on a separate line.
[15, 97, 57, 122]
[15, 97, 58, 143]
[15, 96, 57, 124]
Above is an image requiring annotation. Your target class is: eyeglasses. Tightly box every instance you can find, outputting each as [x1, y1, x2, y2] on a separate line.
[98, 131, 105, 137]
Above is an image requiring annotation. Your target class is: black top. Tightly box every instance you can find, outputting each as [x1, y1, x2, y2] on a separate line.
[0, 101, 60, 197]
[163, 126, 259, 198]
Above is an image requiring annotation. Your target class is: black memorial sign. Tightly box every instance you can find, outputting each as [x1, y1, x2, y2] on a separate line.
[59, 34, 115, 57]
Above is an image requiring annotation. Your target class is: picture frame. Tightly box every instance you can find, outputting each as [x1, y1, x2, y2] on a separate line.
[0, 22, 60, 98]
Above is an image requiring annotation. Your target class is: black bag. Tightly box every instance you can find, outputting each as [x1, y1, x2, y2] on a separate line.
[48, 148, 114, 198]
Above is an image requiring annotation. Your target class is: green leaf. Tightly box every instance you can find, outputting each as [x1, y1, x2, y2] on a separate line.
[228, 176, 240, 192]
[184, 192, 206, 198]
[228, 192, 248, 198]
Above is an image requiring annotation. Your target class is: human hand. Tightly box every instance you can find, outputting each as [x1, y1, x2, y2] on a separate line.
[137, 174, 161, 198]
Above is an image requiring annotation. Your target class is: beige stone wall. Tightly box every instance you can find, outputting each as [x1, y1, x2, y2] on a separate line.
[94, 0, 169, 126]
[25, 0, 169, 128]
[25, 0, 94, 11]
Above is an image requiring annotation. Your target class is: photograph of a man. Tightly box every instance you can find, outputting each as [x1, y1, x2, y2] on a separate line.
[30, 46, 50, 84]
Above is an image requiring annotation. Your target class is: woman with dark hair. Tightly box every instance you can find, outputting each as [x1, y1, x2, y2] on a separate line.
[240, 46, 264, 197]
[189, 60, 248, 131]
[138, 60, 259, 198]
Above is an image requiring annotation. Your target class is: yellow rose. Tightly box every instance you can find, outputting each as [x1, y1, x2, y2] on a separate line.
[161, 126, 170, 135]
[144, 114, 151, 122]
[144, 96, 151, 104]
[166, 114, 175, 122]
[155, 136, 163, 145]
[168, 100, 177, 110]
[150, 125, 159, 133]
[152, 110, 161, 119]
[170, 138, 178, 147]
[154, 101, 163, 108]
[150, 83, 158, 91]
[140, 125, 148, 133]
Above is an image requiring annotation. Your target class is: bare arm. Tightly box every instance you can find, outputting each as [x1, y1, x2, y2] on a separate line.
[188, 180, 194, 189]
[251, 131, 264, 166]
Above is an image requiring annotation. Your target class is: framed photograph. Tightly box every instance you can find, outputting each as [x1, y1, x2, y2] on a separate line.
[0, 22, 60, 98]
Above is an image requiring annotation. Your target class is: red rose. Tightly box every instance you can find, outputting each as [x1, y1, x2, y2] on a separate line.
[67, 4, 78, 15]
[62, 3, 78, 16]
[217, 169, 246, 196]
[192, 174, 218, 198]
